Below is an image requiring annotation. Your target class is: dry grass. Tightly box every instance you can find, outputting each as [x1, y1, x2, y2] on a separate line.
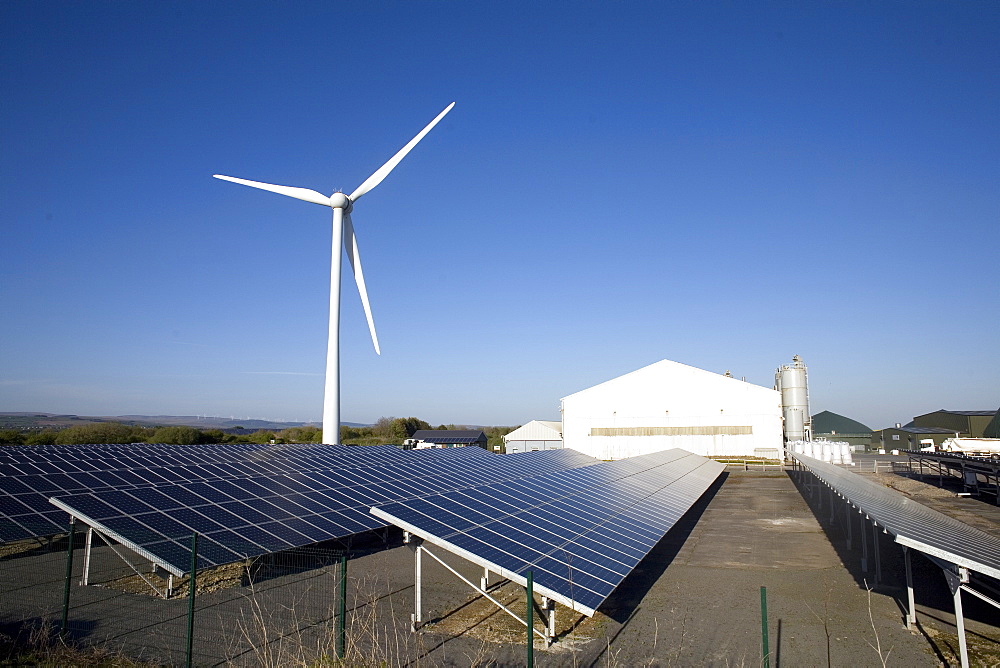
[0, 618, 163, 667]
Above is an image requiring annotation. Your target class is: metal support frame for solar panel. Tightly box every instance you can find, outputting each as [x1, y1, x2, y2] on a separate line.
[790, 452, 1000, 668]
[900, 449, 1000, 504]
[370, 448, 724, 645]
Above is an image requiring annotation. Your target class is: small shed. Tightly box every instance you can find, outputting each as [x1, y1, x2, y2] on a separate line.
[408, 429, 488, 449]
[503, 420, 563, 454]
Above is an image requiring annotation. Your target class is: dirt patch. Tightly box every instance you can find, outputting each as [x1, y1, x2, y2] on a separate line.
[919, 622, 1000, 668]
[0, 536, 57, 560]
[426, 578, 606, 649]
[870, 471, 956, 498]
[97, 560, 248, 598]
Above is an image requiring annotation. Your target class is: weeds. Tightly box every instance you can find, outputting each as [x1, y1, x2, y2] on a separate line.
[0, 617, 161, 667]
[864, 579, 892, 667]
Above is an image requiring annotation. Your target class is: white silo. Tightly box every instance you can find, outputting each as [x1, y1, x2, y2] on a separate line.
[775, 355, 812, 443]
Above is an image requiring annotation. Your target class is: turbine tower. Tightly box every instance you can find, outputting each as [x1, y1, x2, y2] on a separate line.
[215, 103, 455, 444]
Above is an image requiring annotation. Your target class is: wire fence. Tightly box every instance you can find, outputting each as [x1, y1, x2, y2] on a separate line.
[0, 529, 406, 667]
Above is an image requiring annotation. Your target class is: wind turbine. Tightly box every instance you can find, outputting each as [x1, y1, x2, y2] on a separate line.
[214, 102, 455, 445]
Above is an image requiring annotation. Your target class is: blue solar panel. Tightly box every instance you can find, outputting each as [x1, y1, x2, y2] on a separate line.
[2, 443, 424, 542]
[371, 449, 724, 616]
[48, 449, 600, 574]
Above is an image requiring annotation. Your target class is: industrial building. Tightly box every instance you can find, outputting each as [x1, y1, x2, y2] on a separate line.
[875, 425, 959, 450]
[502, 420, 562, 454]
[872, 408, 999, 451]
[811, 410, 873, 451]
[913, 409, 998, 438]
[560, 359, 784, 460]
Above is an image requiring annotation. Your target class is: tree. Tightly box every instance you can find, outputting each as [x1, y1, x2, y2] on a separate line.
[281, 425, 322, 443]
[0, 430, 25, 445]
[392, 417, 431, 439]
[372, 417, 397, 441]
[201, 429, 228, 443]
[483, 425, 517, 449]
[248, 430, 278, 444]
[25, 430, 58, 445]
[149, 426, 204, 445]
[54, 422, 151, 445]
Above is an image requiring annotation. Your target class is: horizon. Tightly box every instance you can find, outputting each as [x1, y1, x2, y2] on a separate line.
[2, 4, 997, 431]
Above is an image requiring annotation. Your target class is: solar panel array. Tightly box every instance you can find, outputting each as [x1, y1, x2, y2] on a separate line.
[47, 447, 600, 575]
[371, 448, 725, 616]
[417, 437, 482, 444]
[791, 452, 1000, 580]
[0, 443, 486, 542]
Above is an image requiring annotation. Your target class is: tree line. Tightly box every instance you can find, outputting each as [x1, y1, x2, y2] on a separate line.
[0, 417, 519, 449]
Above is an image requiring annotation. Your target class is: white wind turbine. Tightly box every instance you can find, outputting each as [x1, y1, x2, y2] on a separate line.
[214, 102, 455, 444]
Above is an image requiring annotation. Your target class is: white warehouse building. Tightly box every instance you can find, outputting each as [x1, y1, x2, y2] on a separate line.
[503, 420, 562, 454]
[561, 359, 784, 460]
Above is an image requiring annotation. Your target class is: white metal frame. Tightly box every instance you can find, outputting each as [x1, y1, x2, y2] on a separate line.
[405, 533, 554, 642]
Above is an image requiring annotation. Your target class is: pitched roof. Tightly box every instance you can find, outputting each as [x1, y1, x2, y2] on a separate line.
[503, 420, 562, 442]
[811, 411, 872, 435]
[411, 429, 486, 442]
[888, 426, 958, 434]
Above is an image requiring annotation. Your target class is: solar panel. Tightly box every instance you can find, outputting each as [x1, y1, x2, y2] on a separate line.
[3, 443, 413, 542]
[49, 449, 601, 575]
[791, 453, 1000, 580]
[371, 448, 724, 616]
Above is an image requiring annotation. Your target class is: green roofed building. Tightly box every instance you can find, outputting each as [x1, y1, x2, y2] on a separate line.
[811, 411, 873, 451]
[984, 407, 1000, 439]
[913, 409, 998, 438]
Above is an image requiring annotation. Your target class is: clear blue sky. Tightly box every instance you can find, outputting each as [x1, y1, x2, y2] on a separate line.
[2, 2, 997, 429]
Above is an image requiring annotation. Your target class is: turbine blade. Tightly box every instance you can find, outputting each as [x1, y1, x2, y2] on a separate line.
[343, 212, 381, 355]
[213, 175, 331, 207]
[349, 102, 455, 202]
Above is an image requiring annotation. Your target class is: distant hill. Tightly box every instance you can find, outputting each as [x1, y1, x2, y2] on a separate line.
[0, 413, 370, 431]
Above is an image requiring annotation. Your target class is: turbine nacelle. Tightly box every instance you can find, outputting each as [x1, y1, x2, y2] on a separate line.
[328, 192, 352, 210]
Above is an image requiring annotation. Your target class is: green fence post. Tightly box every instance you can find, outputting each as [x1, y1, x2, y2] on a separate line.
[60, 519, 76, 638]
[527, 570, 534, 668]
[760, 586, 770, 668]
[186, 532, 198, 668]
[337, 554, 347, 659]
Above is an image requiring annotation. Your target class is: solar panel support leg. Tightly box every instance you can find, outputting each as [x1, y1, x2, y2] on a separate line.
[828, 486, 835, 524]
[481, 567, 489, 591]
[81, 526, 93, 586]
[872, 521, 882, 586]
[944, 566, 970, 668]
[411, 540, 423, 629]
[860, 513, 869, 573]
[542, 596, 555, 643]
[903, 547, 916, 629]
[845, 503, 852, 550]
